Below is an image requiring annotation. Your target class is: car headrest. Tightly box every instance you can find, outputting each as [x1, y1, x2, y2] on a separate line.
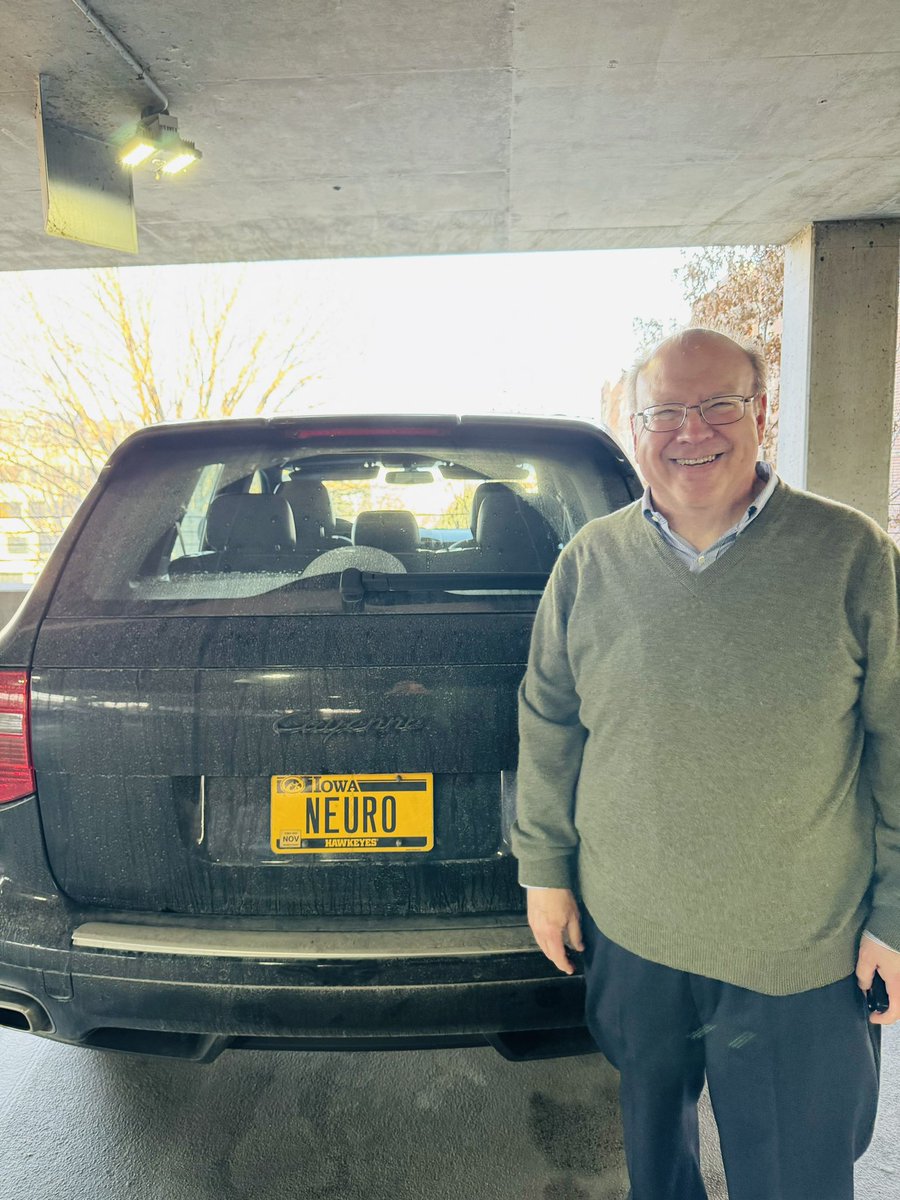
[276, 479, 336, 539]
[352, 510, 420, 554]
[468, 481, 519, 535]
[475, 490, 557, 566]
[206, 494, 296, 552]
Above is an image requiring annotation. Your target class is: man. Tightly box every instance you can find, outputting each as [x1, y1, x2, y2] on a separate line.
[512, 328, 899, 1200]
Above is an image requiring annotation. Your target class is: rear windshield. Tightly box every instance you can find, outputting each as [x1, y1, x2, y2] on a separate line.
[50, 425, 634, 616]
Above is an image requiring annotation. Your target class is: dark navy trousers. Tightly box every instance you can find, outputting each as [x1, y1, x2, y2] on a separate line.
[581, 909, 881, 1200]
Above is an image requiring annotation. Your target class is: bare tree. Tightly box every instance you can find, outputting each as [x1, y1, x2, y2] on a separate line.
[631, 316, 679, 359]
[0, 269, 319, 568]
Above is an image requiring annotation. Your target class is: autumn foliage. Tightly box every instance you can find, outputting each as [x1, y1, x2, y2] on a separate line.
[676, 246, 784, 464]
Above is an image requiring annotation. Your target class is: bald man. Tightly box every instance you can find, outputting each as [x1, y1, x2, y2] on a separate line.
[513, 329, 899, 1200]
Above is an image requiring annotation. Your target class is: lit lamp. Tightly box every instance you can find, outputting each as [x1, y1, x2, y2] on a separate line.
[160, 148, 200, 176]
[118, 112, 201, 177]
[119, 136, 155, 167]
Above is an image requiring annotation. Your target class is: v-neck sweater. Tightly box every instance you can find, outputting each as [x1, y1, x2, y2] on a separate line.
[512, 480, 900, 995]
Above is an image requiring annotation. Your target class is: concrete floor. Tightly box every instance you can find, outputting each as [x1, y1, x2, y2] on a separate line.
[0, 1026, 896, 1200]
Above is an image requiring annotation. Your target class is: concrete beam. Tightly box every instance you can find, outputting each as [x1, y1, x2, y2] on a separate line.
[780, 220, 899, 526]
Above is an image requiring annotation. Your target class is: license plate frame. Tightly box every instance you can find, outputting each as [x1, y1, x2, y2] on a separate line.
[270, 772, 434, 854]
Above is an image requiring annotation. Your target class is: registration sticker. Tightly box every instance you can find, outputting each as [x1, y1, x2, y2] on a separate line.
[271, 773, 434, 854]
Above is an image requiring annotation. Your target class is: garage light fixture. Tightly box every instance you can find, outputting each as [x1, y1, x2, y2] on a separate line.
[118, 112, 201, 178]
[67, 1, 202, 179]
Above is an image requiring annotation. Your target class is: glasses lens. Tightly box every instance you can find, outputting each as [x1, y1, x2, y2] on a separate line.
[645, 405, 684, 431]
[702, 397, 746, 424]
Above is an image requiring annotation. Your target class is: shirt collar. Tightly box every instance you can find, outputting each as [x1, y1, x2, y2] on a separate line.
[642, 461, 776, 531]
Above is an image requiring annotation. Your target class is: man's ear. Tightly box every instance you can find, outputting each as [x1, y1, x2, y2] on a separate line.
[754, 393, 768, 442]
[630, 414, 640, 457]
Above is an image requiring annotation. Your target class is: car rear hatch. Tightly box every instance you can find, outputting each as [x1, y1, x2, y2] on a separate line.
[30, 416, 636, 918]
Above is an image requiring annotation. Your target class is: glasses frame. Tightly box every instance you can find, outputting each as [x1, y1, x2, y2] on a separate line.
[634, 394, 759, 433]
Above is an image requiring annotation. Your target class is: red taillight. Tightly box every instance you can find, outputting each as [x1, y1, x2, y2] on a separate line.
[0, 671, 35, 805]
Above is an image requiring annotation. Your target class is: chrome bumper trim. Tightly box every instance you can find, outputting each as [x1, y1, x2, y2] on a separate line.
[72, 921, 536, 959]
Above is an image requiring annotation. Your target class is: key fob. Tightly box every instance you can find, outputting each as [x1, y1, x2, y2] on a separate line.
[866, 972, 889, 1014]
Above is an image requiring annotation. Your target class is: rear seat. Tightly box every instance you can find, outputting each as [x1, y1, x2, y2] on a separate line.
[434, 487, 558, 573]
[168, 492, 559, 580]
[170, 493, 299, 575]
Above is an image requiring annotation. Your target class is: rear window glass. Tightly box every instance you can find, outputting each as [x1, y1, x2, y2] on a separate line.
[50, 424, 634, 616]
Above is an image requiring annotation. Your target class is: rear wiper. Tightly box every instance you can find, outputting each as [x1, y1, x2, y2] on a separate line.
[338, 567, 548, 605]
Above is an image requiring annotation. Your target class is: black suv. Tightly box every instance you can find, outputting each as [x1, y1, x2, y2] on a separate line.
[0, 414, 638, 1061]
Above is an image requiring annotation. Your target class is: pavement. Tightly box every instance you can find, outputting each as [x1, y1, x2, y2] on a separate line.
[0, 1025, 896, 1199]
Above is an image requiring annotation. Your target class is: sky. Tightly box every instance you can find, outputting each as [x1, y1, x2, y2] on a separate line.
[0, 247, 695, 426]
[0, 241, 696, 424]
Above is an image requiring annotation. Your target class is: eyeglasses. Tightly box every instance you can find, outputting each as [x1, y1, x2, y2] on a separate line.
[634, 395, 758, 433]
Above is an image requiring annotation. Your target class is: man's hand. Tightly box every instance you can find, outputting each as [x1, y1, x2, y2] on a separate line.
[527, 887, 584, 975]
[856, 935, 900, 1026]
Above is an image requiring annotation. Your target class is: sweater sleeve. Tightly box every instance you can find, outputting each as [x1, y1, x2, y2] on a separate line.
[510, 545, 588, 890]
[859, 539, 900, 950]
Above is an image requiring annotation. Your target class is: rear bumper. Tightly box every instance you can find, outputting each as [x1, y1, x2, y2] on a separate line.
[0, 798, 591, 1062]
[0, 937, 589, 1061]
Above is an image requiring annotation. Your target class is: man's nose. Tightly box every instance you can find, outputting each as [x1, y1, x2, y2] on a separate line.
[677, 406, 714, 438]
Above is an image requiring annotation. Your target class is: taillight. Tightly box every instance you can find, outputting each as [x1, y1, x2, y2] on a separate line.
[0, 671, 35, 805]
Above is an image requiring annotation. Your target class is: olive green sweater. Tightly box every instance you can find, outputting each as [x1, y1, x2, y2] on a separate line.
[512, 481, 900, 995]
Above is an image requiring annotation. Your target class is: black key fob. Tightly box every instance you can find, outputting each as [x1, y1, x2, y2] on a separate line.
[866, 972, 889, 1014]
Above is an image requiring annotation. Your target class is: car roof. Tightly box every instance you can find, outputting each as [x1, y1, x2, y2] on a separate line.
[105, 412, 634, 469]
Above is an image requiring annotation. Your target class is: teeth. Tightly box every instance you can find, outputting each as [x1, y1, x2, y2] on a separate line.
[676, 455, 718, 466]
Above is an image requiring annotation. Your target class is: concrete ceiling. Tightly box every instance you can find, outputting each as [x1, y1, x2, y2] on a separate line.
[1, 0, 899, 270]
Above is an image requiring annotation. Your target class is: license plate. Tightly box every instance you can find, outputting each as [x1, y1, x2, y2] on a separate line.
[270, 773, 434, 854]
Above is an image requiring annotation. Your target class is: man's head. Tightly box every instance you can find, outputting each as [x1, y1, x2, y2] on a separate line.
[627, 328, 768, 526]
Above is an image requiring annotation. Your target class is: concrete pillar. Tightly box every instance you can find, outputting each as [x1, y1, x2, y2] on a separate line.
[779, 219, 899, 527]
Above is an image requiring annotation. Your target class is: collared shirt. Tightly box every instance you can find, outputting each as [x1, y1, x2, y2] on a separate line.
[641, 461, 776, 572]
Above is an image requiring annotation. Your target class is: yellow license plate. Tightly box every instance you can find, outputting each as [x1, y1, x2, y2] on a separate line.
[271, 773, 434, 854]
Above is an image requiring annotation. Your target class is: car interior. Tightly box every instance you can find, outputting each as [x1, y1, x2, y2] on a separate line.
[166, 455, 564, 581]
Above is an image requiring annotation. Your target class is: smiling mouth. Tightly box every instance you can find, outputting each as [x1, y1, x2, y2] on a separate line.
[672, 453, 724, 467]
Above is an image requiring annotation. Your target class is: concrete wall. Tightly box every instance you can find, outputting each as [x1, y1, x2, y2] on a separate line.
[891, 349, 900, 545]
[780, 220, 900, 526]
